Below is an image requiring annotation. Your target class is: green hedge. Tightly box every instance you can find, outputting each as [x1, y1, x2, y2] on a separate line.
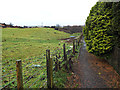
[83, 2, 120, 57]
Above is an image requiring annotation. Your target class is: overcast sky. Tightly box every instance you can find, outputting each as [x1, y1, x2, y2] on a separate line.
[0, 0, 98, 26]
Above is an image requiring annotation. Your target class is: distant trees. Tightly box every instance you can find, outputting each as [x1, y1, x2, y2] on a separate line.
[56, 24, 61, 28]
[0, 23, 14, 28]
[43, 26, 50, 28]
[55, 24, 61, 30]
[23, 26, 28, 28]
[9, 23, 13, 27]
[83, 2, 120, 57]
[63, 25, 82, 34]
[51, 26, 55, 28]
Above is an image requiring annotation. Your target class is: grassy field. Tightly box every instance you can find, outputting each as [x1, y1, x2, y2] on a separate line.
[2, 28, 80, 60]
[2, 27, 81, 88]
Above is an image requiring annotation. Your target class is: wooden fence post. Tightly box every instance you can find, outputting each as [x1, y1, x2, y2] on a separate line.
[46, 50, 53, 88]
[78, 38, 80, 46]
[55, 55, 59, 72]
[76, 40, 78, 49]
[63, 43, 68, 70]
[63, 44, 67, 61]
[16, 60, 23, 89]
[69, 57, 72, 71]
[78, 34, 82, 45]
[73, 40, 75, 55]
[59, 61, 61, 70]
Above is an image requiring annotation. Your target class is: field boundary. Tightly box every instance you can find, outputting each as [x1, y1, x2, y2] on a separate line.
[1, 33, 83, 89]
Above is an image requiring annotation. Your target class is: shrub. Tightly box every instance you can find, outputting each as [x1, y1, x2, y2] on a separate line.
[83, 2, 120, 57]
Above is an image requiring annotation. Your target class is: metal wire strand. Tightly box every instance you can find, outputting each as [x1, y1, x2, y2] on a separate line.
[1, 69, 17, 78]
[1, 79, 16, 89]
[28, 74, 46, 88]
[23, 67, 46, 85]
[23, 70, 39, 84]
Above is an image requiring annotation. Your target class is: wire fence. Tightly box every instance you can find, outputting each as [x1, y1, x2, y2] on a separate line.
[1, 54, 47, 89]
[1, 33, 83, 89]
[45, 34, 83, 88]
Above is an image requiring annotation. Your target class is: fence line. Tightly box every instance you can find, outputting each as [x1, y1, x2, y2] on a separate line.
[2, 34, 83, 89]
[2, 55, 46, 78]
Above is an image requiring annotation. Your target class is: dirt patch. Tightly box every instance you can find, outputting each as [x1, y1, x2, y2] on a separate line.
[88, 54, 120, 88]
[65, 71, 82, 88]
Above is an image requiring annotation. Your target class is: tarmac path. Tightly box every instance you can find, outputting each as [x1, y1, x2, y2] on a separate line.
[66, 38, 120, 88]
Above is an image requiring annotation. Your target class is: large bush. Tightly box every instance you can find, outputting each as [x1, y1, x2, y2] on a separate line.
[83, 2, 120, 57]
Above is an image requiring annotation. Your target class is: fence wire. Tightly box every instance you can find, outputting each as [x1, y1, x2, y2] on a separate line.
[2, 35, 82, 88]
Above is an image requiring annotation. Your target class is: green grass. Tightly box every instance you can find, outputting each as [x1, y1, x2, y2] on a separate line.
[2, 28, 72, 60]
[53, 70, 72, 88]
[2, 27, 80, 88]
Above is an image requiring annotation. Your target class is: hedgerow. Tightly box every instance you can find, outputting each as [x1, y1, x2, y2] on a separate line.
[83, 2, 120, 57]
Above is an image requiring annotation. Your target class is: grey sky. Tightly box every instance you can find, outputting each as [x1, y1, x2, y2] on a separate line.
[0, 0, 98, 26]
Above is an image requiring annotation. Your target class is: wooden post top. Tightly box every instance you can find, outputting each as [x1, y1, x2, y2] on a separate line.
[46, 49, 50, 51]
[16, 60, 21, 62]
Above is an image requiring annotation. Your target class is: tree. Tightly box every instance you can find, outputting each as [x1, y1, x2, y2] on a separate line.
[9, 22, 13, 26]
[55, 24, 61, 30]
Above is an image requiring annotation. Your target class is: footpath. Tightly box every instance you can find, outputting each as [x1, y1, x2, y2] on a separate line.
[66, 39, 120, 88]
